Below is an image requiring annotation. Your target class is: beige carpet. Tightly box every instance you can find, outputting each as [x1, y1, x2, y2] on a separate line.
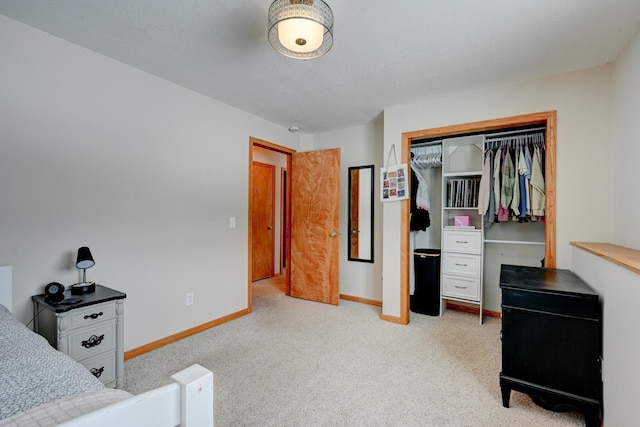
[124, 278, 585, 426]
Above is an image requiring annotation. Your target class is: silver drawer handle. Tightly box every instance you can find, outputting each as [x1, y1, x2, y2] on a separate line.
[455, 240, 468, 244]
[454, 285, 468, 289]
[455, 263, 468, 267]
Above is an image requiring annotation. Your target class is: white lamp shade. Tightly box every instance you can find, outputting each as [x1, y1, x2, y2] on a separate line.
[278, 17, 324, 53]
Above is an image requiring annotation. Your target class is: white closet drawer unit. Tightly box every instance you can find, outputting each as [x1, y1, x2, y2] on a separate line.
[442, 275, 480, 301]
[442, 253, 481, 277]
[443, 230, 482, 254]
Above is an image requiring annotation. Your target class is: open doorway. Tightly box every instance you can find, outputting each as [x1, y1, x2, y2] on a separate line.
[248, 138, 342, 311]
[248, 137, 294, 311]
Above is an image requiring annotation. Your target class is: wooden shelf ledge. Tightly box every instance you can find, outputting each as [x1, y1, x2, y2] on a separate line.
[571, 242, 640, 275]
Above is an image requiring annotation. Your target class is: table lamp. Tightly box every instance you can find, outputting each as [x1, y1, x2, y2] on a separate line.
[71, 246, 96, 295]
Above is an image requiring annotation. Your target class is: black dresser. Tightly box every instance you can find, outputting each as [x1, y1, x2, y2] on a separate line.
[499, 264, 602, 427]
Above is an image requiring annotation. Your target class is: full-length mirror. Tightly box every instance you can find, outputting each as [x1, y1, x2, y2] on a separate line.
[348, 165, 374, 262]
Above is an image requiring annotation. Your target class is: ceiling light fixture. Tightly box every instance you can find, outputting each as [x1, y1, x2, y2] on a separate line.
[268, 0, 333, 60]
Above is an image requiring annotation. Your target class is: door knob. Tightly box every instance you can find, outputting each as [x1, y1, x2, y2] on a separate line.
[267, 226, 273, 230]
[330, 232, 338, 237]
[350, 229, 358, 235]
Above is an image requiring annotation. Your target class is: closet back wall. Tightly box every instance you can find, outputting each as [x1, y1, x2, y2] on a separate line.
[381, 65, 613, 318]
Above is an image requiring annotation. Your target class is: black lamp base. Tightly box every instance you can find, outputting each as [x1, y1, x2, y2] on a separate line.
[70, 282, 96, 295]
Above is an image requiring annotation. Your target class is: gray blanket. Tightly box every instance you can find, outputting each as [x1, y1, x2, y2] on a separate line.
[0, 304, 105, 419]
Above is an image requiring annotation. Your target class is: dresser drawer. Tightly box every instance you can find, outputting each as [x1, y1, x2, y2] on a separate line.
[79, 352, 116, 387]
[442, 274, 480, 301]
[442, 253, 481, 277]
[443, 230, 482, 254]
[69, 322, 116, 361]
[68, 302, 116, 330]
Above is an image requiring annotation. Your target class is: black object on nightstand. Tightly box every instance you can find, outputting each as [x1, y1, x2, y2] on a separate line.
[32, 284, 127, 388]
[499, 264, 602, 427]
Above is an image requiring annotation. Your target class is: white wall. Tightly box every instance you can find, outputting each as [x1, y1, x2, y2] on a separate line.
[382, 66, 613, 318]
[571, 247, 640, 427]
[313, 120, 384, 302]
[612, 28, 640, 249]
[578, 27, 640, 427]
[0, 16, 301, 351]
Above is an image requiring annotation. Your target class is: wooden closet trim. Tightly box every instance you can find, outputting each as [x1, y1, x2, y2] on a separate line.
[399, 111, 557, 324]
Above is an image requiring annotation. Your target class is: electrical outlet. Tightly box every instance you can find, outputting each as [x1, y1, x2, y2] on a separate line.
[229, 217, 236, 229]
[186, 292, 194, 306]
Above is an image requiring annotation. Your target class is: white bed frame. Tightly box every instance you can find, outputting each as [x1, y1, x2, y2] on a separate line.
[0, 266, 214, 427]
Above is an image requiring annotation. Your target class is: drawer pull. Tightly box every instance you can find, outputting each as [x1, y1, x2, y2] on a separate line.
[81, 334, 104, 348]
[455, 263, 468, 267]
[455, 240, 468, 244]
[90, 366, 104, 378]
[454, 285, 468, 289]
[84, 312, 104, 320]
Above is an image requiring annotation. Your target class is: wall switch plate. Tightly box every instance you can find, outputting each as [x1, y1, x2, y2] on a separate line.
[186, 292, 194, 306]
[229, 217, 236, 229]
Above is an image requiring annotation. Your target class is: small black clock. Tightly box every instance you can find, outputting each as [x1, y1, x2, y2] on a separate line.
[44, 282, 65, 303]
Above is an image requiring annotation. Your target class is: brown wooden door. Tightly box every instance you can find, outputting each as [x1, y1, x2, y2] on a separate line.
[290, 148, 340, 304]
[251, 162, 275, 281]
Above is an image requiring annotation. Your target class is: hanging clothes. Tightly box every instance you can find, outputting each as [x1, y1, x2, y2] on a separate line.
[478, 153, 492, 215]
[484, 151, 496, 228]
[510, 146, 521, 217]
[480, 150, 496, 229]
[481, 130, 545, 225]
[517, 147, 528, 218]
[497, 148, 510, 222]
[530, 145, 545, 216]
[410, 163, 430, 211]
[410, 166, 430, 231]
[493, 147, 502, 216]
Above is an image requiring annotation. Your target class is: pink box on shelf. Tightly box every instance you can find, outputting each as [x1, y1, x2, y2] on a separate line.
[454, 216, 471, 226]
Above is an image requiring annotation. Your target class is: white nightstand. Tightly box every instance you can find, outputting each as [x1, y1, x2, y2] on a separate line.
[32, 285, 126, 388]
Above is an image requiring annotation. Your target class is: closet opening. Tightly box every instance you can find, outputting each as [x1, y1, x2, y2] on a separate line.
[400, 111, 556, 325]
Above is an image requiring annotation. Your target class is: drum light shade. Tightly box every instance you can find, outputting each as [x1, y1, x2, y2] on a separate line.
[268, 0, 333, 60]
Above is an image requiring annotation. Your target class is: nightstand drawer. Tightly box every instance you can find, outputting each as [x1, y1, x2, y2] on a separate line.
[68, 302, 115, 330]
[69, 322, 115, 361]
[80, 352, 116, 386]
[443, 230, 482, 254]
[442, 253, 481, 277]
[442, 274, 480, 301]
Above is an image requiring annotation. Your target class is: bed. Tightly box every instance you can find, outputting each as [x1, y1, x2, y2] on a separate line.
[0, 267, 214, 427]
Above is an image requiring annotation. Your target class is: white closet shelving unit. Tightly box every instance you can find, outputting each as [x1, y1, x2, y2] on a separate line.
[440, 135, 485, 324]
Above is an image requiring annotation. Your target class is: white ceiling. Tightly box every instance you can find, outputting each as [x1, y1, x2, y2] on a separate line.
[2, 1, 640, 133]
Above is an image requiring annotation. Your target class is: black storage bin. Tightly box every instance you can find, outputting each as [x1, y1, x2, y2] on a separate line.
[411, 249, 441, 316]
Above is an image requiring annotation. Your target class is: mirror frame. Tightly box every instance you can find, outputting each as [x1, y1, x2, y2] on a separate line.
[348, 165, 375, 263]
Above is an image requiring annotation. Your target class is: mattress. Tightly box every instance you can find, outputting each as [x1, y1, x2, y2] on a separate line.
[0, 304, 131, 425]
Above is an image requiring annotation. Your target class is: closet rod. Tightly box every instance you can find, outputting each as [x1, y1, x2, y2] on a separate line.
[484, 126, 546, 139]
[411, 140, 442, 149]
[484, 239, 545, 246]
